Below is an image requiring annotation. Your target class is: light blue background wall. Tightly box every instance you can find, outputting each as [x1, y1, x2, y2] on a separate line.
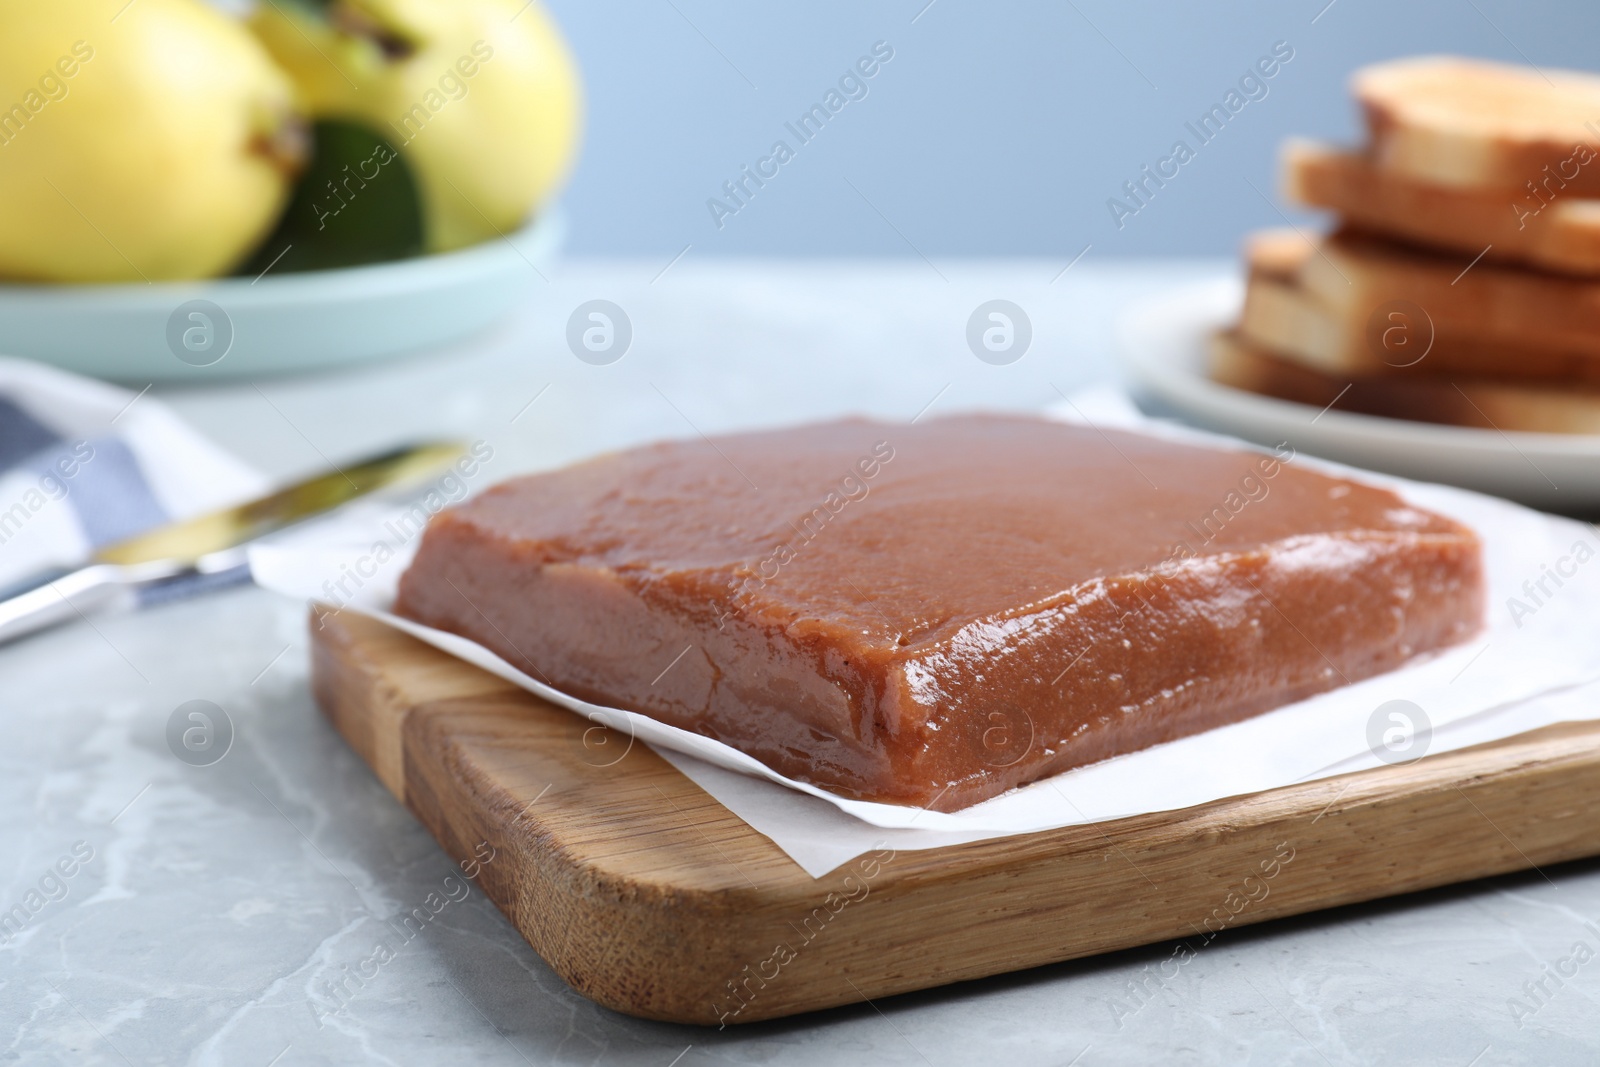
[540, 0, 1600, 258]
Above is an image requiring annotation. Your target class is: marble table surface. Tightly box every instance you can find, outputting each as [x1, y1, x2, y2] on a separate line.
[5, 260, 1598, 1066]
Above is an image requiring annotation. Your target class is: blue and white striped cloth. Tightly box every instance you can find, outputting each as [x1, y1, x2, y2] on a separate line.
[0, 358, 265, 593]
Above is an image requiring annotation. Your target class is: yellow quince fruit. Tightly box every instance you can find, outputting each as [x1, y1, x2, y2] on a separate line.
[249, 0, 582, 252]
[0, 0, 303, 283]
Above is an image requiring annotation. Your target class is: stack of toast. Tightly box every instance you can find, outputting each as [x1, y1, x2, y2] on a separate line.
[1214, 56, 1600, 433]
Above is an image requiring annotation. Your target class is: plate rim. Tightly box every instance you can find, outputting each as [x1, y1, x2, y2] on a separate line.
[0, 208, 565, 306]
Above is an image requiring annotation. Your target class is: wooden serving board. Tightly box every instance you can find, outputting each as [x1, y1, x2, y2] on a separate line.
[310, 608, 1600, 1026]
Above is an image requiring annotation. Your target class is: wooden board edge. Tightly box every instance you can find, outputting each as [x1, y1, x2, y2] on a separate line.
[309, 608, 1600, 1025]
[309, 605, 520, 800]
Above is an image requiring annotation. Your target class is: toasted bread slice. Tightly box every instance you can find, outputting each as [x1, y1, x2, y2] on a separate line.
[1238, 263, 1600, 382]
[1283, 138, 1600, 275]
[1242, 226, 1307, 282]
[1355, 56, 1600, 194]
[1211, 329, 1600, 434]
[1237, 266, 1354, 374]
[1241, 228, 1600, 381]
[1240, 234, 1512, 375]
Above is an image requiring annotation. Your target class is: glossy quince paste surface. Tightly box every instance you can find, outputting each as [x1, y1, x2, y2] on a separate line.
[396, 416, 1484, 810]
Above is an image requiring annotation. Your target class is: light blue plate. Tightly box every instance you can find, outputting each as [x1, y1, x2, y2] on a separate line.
[0, 210, 563, 383]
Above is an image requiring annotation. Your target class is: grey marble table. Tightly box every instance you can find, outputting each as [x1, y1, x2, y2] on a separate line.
[4, 260, 1596, 1066]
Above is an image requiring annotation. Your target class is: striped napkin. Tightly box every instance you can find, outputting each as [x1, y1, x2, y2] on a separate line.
[0, 358, 265, 596]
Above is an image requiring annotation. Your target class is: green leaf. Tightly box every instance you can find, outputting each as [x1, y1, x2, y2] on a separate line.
[238, 119, 424, 276]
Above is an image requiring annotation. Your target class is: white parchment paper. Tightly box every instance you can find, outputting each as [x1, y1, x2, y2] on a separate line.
[249, 391, 1600, 876]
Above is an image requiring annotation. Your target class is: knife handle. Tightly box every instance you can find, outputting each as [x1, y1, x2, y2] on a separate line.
[0, 566, 135, 646]
[0, 567, 75, 604]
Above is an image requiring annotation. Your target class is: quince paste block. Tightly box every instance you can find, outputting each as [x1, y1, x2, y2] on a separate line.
[395, 416, 1485, 811]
